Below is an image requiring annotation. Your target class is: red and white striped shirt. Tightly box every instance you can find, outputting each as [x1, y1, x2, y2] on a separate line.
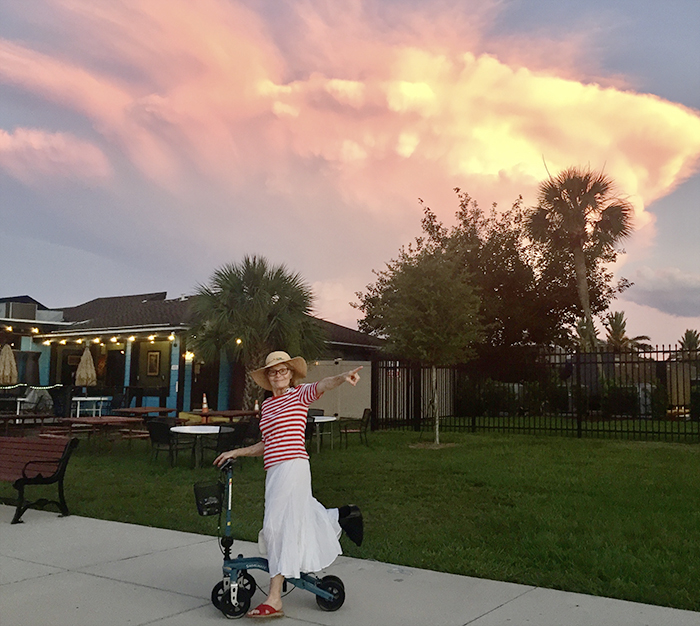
[259, 382, 321, 470]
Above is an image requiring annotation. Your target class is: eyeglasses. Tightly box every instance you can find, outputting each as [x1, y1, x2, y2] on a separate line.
[267, 367, 290, 378]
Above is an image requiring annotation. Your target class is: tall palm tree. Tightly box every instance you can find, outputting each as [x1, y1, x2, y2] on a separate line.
[677, 329, 699, 360]
[678, 329, 699, 351]
[603, 311, 651, 352]
[527, 167, 634, 348]
[188, 255, 327, 408]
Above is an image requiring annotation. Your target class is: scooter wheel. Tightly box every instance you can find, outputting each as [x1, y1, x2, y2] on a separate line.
[211, 581, 225, 609]
[211, 572, 256, 610]
[316, 575, 345, 612]
[220, 584, 251, 619]
[238, 570, 257, 597]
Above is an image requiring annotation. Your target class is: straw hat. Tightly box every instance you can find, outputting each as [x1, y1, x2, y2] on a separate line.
[250, 351, 308, 391]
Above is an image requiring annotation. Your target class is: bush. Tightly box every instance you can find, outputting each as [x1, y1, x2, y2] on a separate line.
[601, 382, 639, 419]
[651, 382, 669, 420]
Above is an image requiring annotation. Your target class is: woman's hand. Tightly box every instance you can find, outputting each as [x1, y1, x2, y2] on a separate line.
[214, 449, 238, 467]
[343, 367, 362, 386]
[214, 441, 264, 466]
[317, 366, 363, 394]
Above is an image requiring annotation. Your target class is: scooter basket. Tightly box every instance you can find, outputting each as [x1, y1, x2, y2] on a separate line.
[194, 481, 224, 516]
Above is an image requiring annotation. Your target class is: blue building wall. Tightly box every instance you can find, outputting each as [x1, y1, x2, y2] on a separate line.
[167, 339, 180, 409]
[218, 350, 231, 410]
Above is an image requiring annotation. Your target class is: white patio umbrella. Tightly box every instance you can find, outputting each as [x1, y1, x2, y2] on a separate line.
[0, 344, 18, 386]
[74, 347, 97, 387]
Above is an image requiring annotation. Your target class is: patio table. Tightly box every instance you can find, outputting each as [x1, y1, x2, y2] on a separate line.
[313, 415, 337, 453]
[171, 425, 220, 467]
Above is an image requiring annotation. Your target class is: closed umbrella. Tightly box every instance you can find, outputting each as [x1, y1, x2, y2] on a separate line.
[0, 344, 18, 385]
[75, 347, 97, 387]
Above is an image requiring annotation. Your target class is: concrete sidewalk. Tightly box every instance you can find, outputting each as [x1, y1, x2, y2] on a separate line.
[1, 505, 698, 626]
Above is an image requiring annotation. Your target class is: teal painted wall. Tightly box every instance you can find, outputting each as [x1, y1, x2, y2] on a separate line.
[218, 350, 231, 410]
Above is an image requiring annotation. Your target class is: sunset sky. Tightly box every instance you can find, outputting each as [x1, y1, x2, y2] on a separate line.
[1, 0, 699, 345]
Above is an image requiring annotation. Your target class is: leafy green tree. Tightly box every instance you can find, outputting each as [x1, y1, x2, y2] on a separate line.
[189, 255, 326, 408]
[526, 167, 634, 349]
[356, 244, 482, 444]
[602, 311, 651, 352]
[415, 190, 625, 355]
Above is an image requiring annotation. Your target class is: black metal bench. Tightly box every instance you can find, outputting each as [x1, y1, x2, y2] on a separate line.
[0, 436, 79, 524]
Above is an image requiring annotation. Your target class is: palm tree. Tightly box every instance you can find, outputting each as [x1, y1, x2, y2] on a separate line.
[679, 329, 699, 351]
[677, 329, 699, 360]
[574, 317, 599, 350]
[602, 311, 651, 352]
[527, 167, 634, 348]
[188, 255, 327, 408]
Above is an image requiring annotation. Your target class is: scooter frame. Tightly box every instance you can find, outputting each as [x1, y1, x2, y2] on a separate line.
[209, 460, 345, 618]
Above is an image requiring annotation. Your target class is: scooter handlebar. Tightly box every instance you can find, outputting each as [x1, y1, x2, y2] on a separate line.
[219, 458, 235, 473]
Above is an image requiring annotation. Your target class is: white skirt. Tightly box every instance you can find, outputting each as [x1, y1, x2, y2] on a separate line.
[260, 458, 342, 578]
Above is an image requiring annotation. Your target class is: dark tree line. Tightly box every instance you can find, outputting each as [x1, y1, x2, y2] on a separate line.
[355, 168, 633, 371]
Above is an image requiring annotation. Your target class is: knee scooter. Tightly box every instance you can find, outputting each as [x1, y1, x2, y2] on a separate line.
[194, 459, 345, 619]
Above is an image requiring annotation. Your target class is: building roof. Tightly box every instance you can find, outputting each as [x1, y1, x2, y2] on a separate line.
[61, 292, 178, 325]
[0, 295, 49, 309]
[314, 318, 383, 349]
[47, 293, 382, 350]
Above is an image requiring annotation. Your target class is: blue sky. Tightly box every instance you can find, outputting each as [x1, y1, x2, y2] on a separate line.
[0, 0, 698, 345]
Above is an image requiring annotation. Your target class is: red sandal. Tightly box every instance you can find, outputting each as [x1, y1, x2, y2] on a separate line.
[246, 603, 285, 619]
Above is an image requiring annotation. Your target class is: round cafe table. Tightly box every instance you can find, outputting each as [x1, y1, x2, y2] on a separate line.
[171, 425, 220, 467]
[313, 415, 337, 453]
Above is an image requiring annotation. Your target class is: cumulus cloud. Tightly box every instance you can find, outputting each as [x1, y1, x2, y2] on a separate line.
[0, 0, 697, 219]
[0, 127, 111, 183]
[623, 267, 700, 317]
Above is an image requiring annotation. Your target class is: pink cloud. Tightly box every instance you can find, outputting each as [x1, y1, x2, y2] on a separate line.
[0, 127, 111, 184]
[0, 0, 697, 228]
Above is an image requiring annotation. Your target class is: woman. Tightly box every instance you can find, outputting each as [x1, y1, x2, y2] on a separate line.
[214, 351, 363, 619]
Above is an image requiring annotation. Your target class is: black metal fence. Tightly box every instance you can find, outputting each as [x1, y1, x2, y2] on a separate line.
[371, 347, 700, 442]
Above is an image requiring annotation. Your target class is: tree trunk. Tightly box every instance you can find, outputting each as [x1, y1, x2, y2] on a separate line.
[572, 245, 595, 348]
[431, 365, 439, 445]
[242, 348, 267, 410]
[242, 371, 263, 410]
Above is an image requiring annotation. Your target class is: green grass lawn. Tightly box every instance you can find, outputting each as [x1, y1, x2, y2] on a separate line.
[3, 430, 699, 611]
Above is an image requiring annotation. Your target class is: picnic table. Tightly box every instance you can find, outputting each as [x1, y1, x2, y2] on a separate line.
[0, 413, 60, 436]
[189, 409, 259, 422]
[113, 407, 177, 418]
[60, 416, 144, 439]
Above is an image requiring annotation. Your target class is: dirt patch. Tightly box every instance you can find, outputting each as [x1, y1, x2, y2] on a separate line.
[408, 442, 458, 450]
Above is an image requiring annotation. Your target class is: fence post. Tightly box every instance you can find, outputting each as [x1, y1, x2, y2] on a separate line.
[412, 363, 422, 431]
[370, 360, 378, 431]
[575, 350, 582, 438]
